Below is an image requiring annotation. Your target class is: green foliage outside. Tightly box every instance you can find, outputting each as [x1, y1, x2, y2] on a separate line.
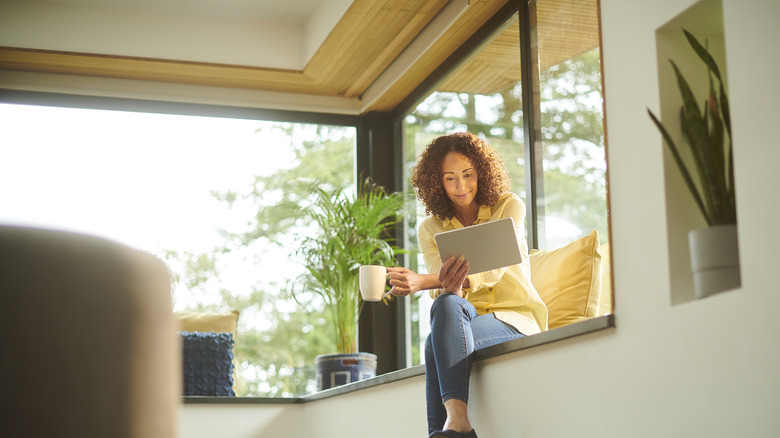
[166, 124, 354, 397]
[539, 49, 607, 242]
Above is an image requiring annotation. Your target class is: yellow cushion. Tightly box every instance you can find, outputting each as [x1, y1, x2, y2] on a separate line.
[598, 242, 612, 316]
[175, 310, 239, 339]
[530, 230, 602, 329]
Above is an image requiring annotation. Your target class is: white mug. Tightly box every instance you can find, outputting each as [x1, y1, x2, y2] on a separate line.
[359, 265, 387, 302]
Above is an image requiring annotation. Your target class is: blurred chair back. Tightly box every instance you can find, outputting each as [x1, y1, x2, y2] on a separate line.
[1, 226, 178, 438]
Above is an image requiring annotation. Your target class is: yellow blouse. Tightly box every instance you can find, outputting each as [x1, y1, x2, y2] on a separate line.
[418, 192, 549, 335]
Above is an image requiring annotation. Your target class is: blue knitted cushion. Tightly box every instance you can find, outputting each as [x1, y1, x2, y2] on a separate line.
[180, 331, 235, 396]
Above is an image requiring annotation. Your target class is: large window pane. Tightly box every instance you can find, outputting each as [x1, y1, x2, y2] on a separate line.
[0, 103, 356, 397]
[401, 0, 610, 364]
[402, 15, 524, 365]
[535, 0, 607, 249]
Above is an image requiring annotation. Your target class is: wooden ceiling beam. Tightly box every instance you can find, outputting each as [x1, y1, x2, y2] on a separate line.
[0, 47, 336, 95]
[0, 0, 600, 114]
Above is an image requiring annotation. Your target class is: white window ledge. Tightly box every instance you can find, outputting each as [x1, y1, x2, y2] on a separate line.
[183, 314, 615, 405]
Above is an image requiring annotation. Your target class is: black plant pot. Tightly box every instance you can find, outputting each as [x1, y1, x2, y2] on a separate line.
[315, 352, 377, 391]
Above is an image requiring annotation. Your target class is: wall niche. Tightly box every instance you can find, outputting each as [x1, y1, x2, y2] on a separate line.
[654, 0, 740, 305]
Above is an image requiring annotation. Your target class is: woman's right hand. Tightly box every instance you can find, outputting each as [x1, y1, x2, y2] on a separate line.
[438, 256, 470, 297]
[386, 266, 426, 296]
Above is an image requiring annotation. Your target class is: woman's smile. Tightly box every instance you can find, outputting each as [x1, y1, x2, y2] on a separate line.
[441, 152, 478, 211]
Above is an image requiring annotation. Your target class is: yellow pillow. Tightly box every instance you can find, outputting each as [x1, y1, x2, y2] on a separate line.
[598, 242, 612, 316]
[175, 310, 239, 339]
[529, 231, 602, 329]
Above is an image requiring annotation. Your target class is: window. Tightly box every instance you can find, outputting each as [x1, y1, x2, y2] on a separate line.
[0, 0, 612, 395]
[534, 0, 607, 249]
[0, 102, 357, 397]
[402, 0, 608, 365]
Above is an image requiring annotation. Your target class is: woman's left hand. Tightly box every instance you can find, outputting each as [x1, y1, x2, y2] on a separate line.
[438, 256, 469, 297]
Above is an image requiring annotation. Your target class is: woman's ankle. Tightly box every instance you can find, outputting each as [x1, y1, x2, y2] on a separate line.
[442, 399, 472, 432]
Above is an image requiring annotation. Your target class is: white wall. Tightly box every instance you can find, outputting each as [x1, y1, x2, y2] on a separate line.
[180, 404, 305, 438]
[178, 376, 426, 438]
[302, 376, 427, 437]
[179, 0, 780, 436]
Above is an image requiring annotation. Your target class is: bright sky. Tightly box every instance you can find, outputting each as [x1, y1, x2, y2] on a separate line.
[0, 103, 285, 252]
[0, 103, 306, 311]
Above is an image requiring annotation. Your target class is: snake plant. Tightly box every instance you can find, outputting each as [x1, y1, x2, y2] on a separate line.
[648, 29, 736, 226]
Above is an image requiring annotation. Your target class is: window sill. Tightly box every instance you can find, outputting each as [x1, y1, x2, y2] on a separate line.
[183, 314, 615, 405]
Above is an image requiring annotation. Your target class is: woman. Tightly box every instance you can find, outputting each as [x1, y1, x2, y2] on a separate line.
[388, 132, 548, 438]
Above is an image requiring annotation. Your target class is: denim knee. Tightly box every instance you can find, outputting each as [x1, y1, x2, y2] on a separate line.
[429, 292, 466, 319]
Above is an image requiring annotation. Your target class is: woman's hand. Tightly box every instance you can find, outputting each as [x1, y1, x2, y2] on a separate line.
[386, 266, 426, 296]
[438, 256, 470, 297]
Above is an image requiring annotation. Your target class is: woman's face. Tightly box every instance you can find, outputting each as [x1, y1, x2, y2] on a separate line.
[441, 151, 478, 210]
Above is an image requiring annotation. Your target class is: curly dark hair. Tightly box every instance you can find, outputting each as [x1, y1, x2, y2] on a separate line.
[410, 132, 511, 221]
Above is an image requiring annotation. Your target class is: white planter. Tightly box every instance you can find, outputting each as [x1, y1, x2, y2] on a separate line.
[688, 224, 741, 299]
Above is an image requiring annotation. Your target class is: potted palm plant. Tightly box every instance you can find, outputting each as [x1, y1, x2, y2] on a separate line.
[295, 178, 406, 390]
[648, 29, 739, 298]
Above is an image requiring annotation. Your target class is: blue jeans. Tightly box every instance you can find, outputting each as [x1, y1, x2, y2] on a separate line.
[425, 293, 525, 433]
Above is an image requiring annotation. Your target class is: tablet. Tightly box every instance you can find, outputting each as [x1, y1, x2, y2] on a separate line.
[434, 217, 523, 275]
